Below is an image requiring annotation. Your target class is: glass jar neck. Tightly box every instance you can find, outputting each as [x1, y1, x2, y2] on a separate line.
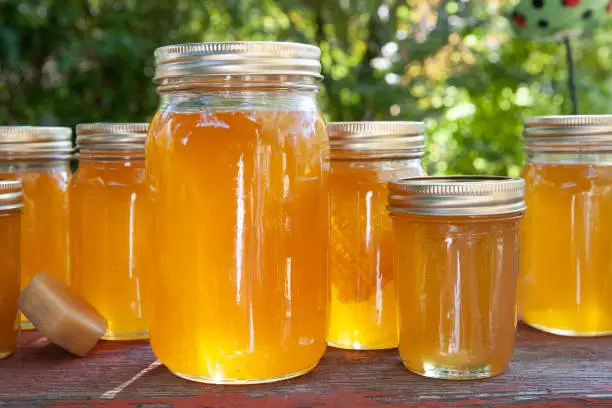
[525, 151, 612, 165]
[0, 159, 71, 172]
[77, 151, 145, 164]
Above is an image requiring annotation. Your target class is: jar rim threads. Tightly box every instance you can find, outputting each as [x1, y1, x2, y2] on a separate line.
[328, 121, 425, 160]
[154, 41, 322, 83]
[524, 115, 612, 153]
[0, 180, 23, 211]
[388, 176, 526, 216]
[76, 123, 148, 156]
[0, 127, 73, 160]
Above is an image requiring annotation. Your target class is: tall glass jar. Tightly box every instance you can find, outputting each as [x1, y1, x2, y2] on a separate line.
[519, 115, 612, 336]
[326, 122, 425, 350]
[70, 123, 148, 340]
[147, 42, 329, 384]
[0, 127, 72, 329]
[0, 180, 23, 358]
[389, 176, 525, 380]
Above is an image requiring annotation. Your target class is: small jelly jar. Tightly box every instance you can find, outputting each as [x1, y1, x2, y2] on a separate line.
[0, 180, 23, 358]
[388, 176, 525, 380]
[519, 115, 612, 336]
[0, 127, 72, 329]
[326, 122, 425, 350]
[147, 42, 329, 383]
[70, 123, 148, 340]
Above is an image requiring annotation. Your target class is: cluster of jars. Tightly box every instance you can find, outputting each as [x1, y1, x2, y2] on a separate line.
[1, 42, 611, 383]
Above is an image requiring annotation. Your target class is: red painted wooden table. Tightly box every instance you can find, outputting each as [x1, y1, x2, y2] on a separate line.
[1, 324, 611, 407]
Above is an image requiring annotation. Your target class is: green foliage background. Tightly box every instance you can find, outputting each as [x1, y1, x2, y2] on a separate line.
[1, 0, 611, 176]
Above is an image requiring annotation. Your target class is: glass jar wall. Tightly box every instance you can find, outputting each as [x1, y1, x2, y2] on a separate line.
[0, 127, 72, 329]
[147, 42, 329, 384]
[327, 122, 425, 350]
[0, 180, 23, 358]
[70, 123, 148, 340]
[519, 115, 612, 336]
[389, 177, 525, 380]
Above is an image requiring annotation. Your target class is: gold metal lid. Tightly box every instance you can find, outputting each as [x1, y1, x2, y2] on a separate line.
[388, 176, 526, 216]
[0, 180, 23, 211]
[0, 127, 73, 159]
[327, 121, 425, 159]
[154, 41, 322, 83]
[76, 123, 148, 153]
[524, 115, 612, 153]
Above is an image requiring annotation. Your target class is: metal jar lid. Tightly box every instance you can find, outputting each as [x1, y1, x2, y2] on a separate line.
[0, 127, 73, 159]
[524, 115, 612, 153]
[153, 41, 322, 83]
[328, 121, 425, 159]
[76, 123, 148, 153]
[388, 176, 526, 216]
[0, 180, 24, 211]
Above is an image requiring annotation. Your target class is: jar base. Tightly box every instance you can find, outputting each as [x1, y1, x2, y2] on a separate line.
[0, 350, 14, 359]
[102, 330, 149, 341]
[327, 340, 397, 350]
[171, 364, 317, 385]
[522, 321, 612, 337]
[402, 360, 505, 380]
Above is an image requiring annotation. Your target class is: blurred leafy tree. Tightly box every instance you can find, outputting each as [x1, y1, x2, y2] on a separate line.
[1, 0, 611, 175]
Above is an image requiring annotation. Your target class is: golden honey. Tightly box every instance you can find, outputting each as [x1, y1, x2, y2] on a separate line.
[147, 41, 329, 384]
[327, 122, 425, 350]
[0, 180, 23, 358]
[389, 177, 525, 380]
[519, 115, 612, 336]
[0, 127, 72, 329]
[70, 124, 148, 340]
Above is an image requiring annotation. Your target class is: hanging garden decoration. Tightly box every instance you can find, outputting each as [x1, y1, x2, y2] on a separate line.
[509, 0, 612, 114]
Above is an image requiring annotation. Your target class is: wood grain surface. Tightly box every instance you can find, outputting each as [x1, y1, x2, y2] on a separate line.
[1, 324, 611, 407]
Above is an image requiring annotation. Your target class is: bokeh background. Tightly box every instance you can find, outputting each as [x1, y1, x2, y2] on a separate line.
[1, 0, 611, 176]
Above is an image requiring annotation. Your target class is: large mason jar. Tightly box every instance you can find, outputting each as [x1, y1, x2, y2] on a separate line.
[519, 115, 612, 336]
[147, 42, 330, 384]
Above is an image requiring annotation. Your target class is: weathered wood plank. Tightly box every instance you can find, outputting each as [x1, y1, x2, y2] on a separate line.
[1, 324, 611, 407]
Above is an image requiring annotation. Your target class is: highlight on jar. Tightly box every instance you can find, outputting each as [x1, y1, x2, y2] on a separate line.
[388, 176, 526, 380]
[0, 180, 23, 359]
[70, 123, 149, 341]
[327, 121, 426, 350]
[0, 127, 72, 330]
[146, 41, 329, 384]
[519, 115, 612, 337]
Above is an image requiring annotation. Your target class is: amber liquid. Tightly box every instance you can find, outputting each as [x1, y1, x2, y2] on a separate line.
[328, 160, 423, 350]
[393, 214, 520, 379]
[147, 108, 329, 383]
[69, 159, 148, 340]
[0, 211, 21, 358]
[519, 163, 612, 336]
[0, 163, 71, 329]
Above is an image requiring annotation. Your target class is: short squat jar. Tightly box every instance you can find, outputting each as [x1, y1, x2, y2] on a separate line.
[0, 127, 72, 329]
[519, 115, 612, 336]
[147, 42, 329, 383]
[70, 123, 148, 340]
[0, 180, 23, 358]
[388, 176, 525, 380]
[327, 122, 425, 350]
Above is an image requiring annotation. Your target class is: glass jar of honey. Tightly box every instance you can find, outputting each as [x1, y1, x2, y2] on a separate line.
[0, 127, 72, 329]
[388, 176, 525, 380]
[326, 122, 425, 350]
[0, 180, 23, 358]
[70, 123, 148, 340]
[519, 115, 612, 336]
[147, 42, 329, 384]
